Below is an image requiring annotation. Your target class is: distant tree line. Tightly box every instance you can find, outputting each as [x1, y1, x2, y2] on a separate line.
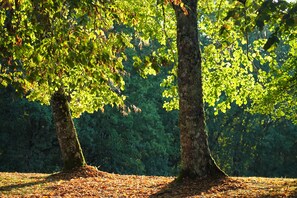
[1, 66, 296, 177]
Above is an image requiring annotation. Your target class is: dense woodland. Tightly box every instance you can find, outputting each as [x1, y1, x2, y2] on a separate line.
[1, 69, 296, 177]
[0, 0, 297, 180]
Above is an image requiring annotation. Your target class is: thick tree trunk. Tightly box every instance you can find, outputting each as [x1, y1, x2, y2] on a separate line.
[174, 0, 225, 178]
[50, 88, 86, 171]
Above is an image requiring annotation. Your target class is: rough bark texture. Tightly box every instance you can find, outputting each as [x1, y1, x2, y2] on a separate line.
[50, 88, 86, 171]
[174, 0, 225, 178]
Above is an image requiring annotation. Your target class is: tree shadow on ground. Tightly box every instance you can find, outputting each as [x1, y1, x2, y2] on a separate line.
[0, 174, 67, 193]
[150, 175, 297, 198]
[0, 180, 48, 192]
[150, 176, 242, 198]
[0, 165, 102, 193]
[0, 172, 74, 193]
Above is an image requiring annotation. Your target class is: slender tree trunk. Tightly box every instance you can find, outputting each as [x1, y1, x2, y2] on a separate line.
[174, 0, 225, 178]
[50, 88, 86, 171]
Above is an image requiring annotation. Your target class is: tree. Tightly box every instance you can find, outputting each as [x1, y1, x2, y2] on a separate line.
[0, 0, 131, 170]
[164, 0, 297, 178]
[0, 0, 179, 171]
[171, 0, 225, 178]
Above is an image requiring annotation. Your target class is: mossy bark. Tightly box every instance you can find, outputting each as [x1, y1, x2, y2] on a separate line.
[174, 0, 226, 179]
[50, 88, 86, 171]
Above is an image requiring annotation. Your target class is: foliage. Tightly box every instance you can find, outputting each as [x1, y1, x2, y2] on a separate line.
[0, 0, 178, 175]
[161, 0, 297, 124]
[249, 0, 297, 122]
[162, 0, 267, 112]
[0, 0, 296, 178]
[0, 0, 178, 172]
[207, 104, 297, 178]
[0, 0, 133, 117]
[1, 74, 296, 177]
[0, 64, 179, 176]
[0, 87, 61, 173]
[75, 67, 177, 176]
[0, 0, 178, 116]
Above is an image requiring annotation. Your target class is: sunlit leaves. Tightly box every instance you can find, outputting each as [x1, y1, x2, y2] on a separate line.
[161, 74, 178, 110]
[162, 1, 264, 112]
[160, 0, 297, 124]
[2, 0, 296, 122]
[159, 0, 289, 121]
[0, 0, 135, 117]
[250, 36, 297, 123]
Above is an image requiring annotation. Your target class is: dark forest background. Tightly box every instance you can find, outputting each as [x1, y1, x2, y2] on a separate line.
[1, 64, 296, 178]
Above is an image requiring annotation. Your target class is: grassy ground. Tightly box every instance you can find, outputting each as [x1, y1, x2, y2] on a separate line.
[0, 166, 296, 197]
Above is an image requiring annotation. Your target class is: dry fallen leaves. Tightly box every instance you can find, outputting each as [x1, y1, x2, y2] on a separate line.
[0, 165, 296, 197]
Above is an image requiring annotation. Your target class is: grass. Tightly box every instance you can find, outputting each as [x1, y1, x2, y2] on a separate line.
[0, 166, 296, 197]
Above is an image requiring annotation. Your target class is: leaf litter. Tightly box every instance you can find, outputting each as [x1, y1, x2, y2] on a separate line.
[0, 165, 296, 197]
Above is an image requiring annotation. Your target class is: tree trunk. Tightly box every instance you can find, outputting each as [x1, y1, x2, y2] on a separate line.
[50, 88, 86, 171]
[174, 0, 225, 178]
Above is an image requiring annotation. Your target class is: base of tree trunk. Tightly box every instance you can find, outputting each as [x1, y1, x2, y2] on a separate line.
[178, 163, 227, 180]
[49, 165, 104, 180]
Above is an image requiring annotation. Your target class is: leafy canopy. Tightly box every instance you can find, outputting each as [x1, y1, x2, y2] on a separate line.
[1, 0, 135, 117]
[161, 0, 297, 123]
[0, 0, 178, 117]
[1, 0, 296, 122]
